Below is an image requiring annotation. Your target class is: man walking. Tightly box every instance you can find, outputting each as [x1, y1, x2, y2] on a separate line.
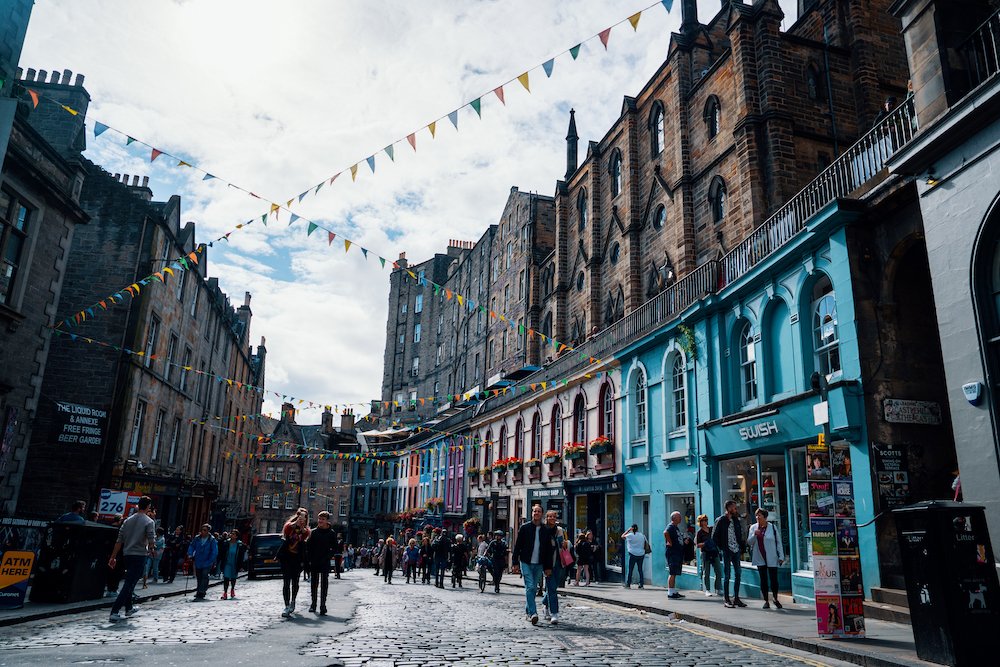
[187, 524, 218, 601]
[107, 496, 155, 621]
[622, 524, 647, 589]
[664, 511, 686, 599]
[486, 529, 508, 593]
[306, 511, 335, 614]
[712, 500, 747, 608]
[164, 526, 185, 583]
[512, 504, 553, 625]
[451, 533, 468, 588]
[431, 527, 451, 588]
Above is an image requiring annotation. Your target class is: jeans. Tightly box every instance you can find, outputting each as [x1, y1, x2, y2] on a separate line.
[542, 565, 561, 615]
[702, 551, 723, 592]
[626, 553, 645, 587]
[194, 566, 210, 598]
[520, 562, 544, 617]
[111, 555, 145, 614]
[492, 560, 504, 591]
[434, 556, 448, 586]
[147, 555, 161, 581]
[722, 551, 742, 599]
[310, 569, 329, 608]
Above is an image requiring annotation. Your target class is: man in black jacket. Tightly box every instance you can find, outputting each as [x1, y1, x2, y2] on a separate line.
[332, 530, 345, 579]
[712, 500, 747, 608]
[486, 530, 508, 593]
[512, 504, 553, 625]
[431, 528, 451, 588]
[306, 511, 336, 614]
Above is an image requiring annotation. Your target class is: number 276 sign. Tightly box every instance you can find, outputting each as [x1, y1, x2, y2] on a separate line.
[98, 488, 140, 520]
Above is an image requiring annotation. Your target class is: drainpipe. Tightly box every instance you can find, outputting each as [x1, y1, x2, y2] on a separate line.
[824, 26, 840, 157]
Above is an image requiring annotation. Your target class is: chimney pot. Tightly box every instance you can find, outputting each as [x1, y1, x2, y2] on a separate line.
[399, 252, 406, 260]
[50, 70, 61, 83]
[113, 173, 120, 181]
[122, 174, 129, 184]
[15, 68, 22, 80]
[132, 175, 139, 186]
[63, 69, 72, 84]
[142, 176, 149, 187]
[74, 73, 85, 87]
[244, 291, 251, 307]
[37, 70, 47, 83]
[25, 68, 35, 81]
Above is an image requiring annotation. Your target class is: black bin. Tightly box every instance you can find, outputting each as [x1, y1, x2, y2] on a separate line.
[30, 521, 118, 603]
[894, 501, 999, 666]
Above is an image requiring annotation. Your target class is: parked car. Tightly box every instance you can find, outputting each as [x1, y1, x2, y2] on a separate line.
[247, 533, 283, 580]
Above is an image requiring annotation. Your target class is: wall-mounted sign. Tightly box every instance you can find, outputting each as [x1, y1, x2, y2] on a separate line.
[0, 551, 34, 609]
[883, 399, 942, 425]
[739, 420, 779, 441]
[53, 401, 108, 445]
[871, 442, 910, 510]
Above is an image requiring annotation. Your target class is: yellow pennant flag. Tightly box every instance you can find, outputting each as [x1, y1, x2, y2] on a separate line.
[541, 382, 546, 389]
[345, 240, 352, 252]
[457, 295, 463, 306]
[429, 121, 436, 138]
[628, 11, 641, 31]
[350, 164, 358, 181]
[517, 72, 530, 92]
[62, 105, 78, 116]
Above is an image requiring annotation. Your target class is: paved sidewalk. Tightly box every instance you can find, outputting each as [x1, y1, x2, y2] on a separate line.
[501, 579, 937, 667]
[0, 573, 237, 627]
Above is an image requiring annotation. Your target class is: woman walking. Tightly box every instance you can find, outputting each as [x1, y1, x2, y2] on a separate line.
[381, 537, 396, 584]
[404, 539, 420, 583]
[695, 514, 724, 596]
[747, 508, 784, 609]
[279, 509, 310, 617]
[574, 532, 592, 586]
[420, 536, 432, 584]
[219, 529, 247, 599]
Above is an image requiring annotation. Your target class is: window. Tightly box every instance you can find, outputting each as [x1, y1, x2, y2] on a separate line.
[401, 302, 407, 315]
[531, 414, 541, 460]
[499, 426, 507, 460]
[477, 310, 482, 334]
[610, 243, 621, 265]
[812, 277, 840, 377]
[176, 268, 187, 302]
[412, 357, 419, 375]
[308, 487, 316, 499]
[434, 380, 439, 393]
[806, 63, 825, 102]
[414, 323, 421, 343]
[652, 205, 665, 230]
[190, 288, 199, 318]
[438, 314, 443, 334]
[285, 494, 294, 510]
[671, 355, 686, 430]
[651, 104, 665, 156]
[149, 410, 164, 460]
[551, 403, 562, 451]
[709, 177, 727, 223]
[180, 348, 191, 391]
[310, 459, 318, 473]
[169, 418, 181, 464]
[436, 345, 442, 366]
[143, 317, 160, 368]
[409, 390, 417, 408]
[578, 190, 588, 231]
[634, 370, 647, 437]
[573, 396, 586, 445]
[262, 494, 271, 509]
[600, 382, 614, 440]
[340, 498, 348, 517]
[506, 242, 512, 269]
[475, 353, 480, 379]
[265, 466, 274, 481]
[514, 419, 523, 459]
[504, 284, 510, 312]
[342, 465, 350, 483]
[275, 467, 284, 482]
[519, 270, 525, 300]
[165, 335, 178, 382]
[704, 95, 721, 139]
[129, 401, 147, 456]
[400, 333, 405, 345]
[0, 189, 31, 305]
[610, 151, 623, 198]
[577, 272, 585, 292]
[740, 321, 758, 406]
[415, 294, 423, 313]
[502, 330, 507, 358]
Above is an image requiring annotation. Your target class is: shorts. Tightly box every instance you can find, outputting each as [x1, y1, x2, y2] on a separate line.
[666, 552, 683, 576]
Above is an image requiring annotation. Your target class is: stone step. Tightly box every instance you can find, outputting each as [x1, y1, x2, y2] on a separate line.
[863, 599, 911, 625]
[871, 586, 909, 607]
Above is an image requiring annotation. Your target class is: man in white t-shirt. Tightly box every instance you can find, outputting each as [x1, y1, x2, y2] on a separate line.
[622, 524, 647, 588]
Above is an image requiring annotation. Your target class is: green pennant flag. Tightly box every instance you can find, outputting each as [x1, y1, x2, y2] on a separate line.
[570, 44, 581, 59]
[379, 257, 386, 268]
[384, 145, 394, 161]
[562, 379, 569, 386]
[126, 136, 136, 145]
[261, 214, 268, 226]
[470, 98, 482, 117]
[307, 222, 318, 236]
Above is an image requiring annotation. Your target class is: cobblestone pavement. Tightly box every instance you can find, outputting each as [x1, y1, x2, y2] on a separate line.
[303, 572, 854, 667]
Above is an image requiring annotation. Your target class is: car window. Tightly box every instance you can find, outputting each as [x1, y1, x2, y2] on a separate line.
[251, 535, 283, 557]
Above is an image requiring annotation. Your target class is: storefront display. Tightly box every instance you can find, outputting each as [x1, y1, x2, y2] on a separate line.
[605, 493, 623, 569]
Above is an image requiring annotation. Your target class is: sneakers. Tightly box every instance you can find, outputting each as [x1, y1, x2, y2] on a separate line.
[763, 601, 771, 609]
[289, 600, 296, 614]
[716, 589, 725, 596]
[109, 613, 124, 622]
[320, 607, 328, 616]
[734, 597, 747, 608]
[705, 591, 715, 597]
[125, 607, 139, 617]
[530, 613, 539, 625]
[141, 584, 148, 589]
[638, 585, 644, 589]
[221, 592, 228, 600]
[543, 608, 551, 620]
[724, 598, 735, 608]
[550, 613, 558, 625]
[667, 592, 685, 599]
[230, 591, 236, 599]
[774, 598, 783, 609]
[309, 604, 317, 613]
[281, 605, 291, 617]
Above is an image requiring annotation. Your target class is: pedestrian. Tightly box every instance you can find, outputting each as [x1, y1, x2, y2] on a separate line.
[187, 524, 218, 601]
[332, 530, 345, 580]
[664, 511, 686, 599]
[381, 537, 396, 583]
[451, 533, 468, 588]
[486, 529, 508, 593]
[279, 510, 310, 616]
[712, 499, 748, 608]
[306, 511, 335, 614]
[404, 538, 420, 583]
[107, 497, 155, 621]
[587, 530, 603, 583]
[164, 526, 184, 583]
[55, 499, 87, 523]
[695, 514, 724, 596]
[214, 532, 229, 584]
[621, 524, 648, 589]
[372, 539, 384, 577]
[511, 504, 553, 625]
[346, 544, 355, 570]
[747, 508, 784, 609]
[574, 532, 591, 586]
[419, 536, 432, 584]
[105, 514, 126, 598]
[143, 527, 165, 588]
[542, 510, 566, 625]
[431, 527, 451, 588]
[218, 528, 247, 599]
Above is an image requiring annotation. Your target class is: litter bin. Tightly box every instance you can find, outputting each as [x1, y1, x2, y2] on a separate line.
[894, 501, 998, 666]
[29, 521, 118, 603]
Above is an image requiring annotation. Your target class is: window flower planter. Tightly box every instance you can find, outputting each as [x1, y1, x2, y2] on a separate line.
[525, 458, 540, 468]
[564, 450, 585, 461]
[543, 454, 561, 465]
[589, 442, 613, 455]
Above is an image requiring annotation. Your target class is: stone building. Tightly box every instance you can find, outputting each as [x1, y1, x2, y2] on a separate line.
[12, 67, 265, 532]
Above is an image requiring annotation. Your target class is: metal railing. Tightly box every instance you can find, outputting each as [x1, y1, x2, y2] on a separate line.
[719, 96, 916, 288]
[961, 9, 1000, 89]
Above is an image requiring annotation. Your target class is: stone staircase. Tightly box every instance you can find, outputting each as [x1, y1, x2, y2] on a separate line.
[864, 587, 911, 624]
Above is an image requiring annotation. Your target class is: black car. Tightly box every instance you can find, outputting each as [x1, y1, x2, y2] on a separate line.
[247, 533, 283, 579]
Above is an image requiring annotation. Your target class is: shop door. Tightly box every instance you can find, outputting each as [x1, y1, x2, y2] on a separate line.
[588, 492, 603, 572]
[641, 498, 651, 581]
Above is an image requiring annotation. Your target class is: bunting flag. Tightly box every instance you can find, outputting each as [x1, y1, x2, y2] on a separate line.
[328, 232, 336, 246]
[350, 164, 358, 181]
[429, 121, 436, 138]
[447, 110, 458, 130]
[543, 59, 555, 78]
[203, 173, 215, 180]
[470, 98, 482, 118]
[150, 148, 163, 162]
[307, 222, 318, 236]
[94, 122, 109, 137]
[628, 11, 642, 30]
[288, 213, 300, 226]
[494, 86, 505, 105]
[599, 27, 612, 49]
[27, 89, 39, 108]
[517, 72, 530, 92]
[407, 133, 416, 150]
[570, 44, 581, 60]
[384, 145, 394, 161]
[366, 155, 376, 173]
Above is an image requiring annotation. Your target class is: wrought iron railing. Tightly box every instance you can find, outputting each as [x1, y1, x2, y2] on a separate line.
[961, 9, 1000, 89]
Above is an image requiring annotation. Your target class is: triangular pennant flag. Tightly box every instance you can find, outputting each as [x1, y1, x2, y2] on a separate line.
[286, 199, 293, 208]
[379, 257, 386, 268]
[344, 240, 352, 252]
[384, 145, 394, 161]
[27, 89, 39, 108]
[366, 155, 376, 172]
[61, 105, 78, 116]
[126, 136, 136, 145]
[470, 98, 481, 118]
[628, 11, 641, 31]
[570, 44, 581, 59]
[599, 28, 611, 49]
[151, 149, 163, 162]
[661, 0, 674, 11]
[407, 133, 416, 151]
[493, 86, 505, 105]
[288, 214, 300, 226]
[447, 110, 458, 130]
[94, 122, 109, 137]
[261, 214, 267, 226]
[315, 182, 324, 195]
[429, 121, 436, 138]
[350, 164, 358, 180]
[517, 72, 530, 92]
[270, 203, 280, 215]
[542, 59, 554, 78]
[307, 222, 318, 236]
[178, 161, 191, 167]
[298, 191, 308, 202]
[361, 248, 368, 259]
[328, 232, 336, 246]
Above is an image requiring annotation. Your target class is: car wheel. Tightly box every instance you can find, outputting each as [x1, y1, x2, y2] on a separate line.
[248, 571, 257, 580]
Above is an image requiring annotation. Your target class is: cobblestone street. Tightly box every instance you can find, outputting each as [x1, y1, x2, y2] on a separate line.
[0, 571, 863, 666]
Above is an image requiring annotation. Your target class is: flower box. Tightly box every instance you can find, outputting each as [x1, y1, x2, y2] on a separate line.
[588, 440, 613, 455]
[492, 464, 507, 473]
[525, 458, 541, 468]
[467, 468, 480, 478]
[564, 449, 585, 461]
[507, 460, 523, 471]
[543, 454, 561, 464]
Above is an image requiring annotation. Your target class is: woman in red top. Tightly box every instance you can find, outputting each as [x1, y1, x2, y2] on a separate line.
[280, 509, 310, 617]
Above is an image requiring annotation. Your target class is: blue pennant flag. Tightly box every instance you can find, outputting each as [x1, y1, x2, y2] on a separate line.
[94, 122, 109, 137]
[661, 0, 673, 11]
[543, 59, 554, 78]
[289, 214, 300, 226]
[448, 110, 458, 130]
[203, 173, 215, 180]
[366, 155, 376, 172]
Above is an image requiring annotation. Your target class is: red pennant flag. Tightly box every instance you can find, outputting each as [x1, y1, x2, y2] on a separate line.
[328, 232, 336, 245]
[494, 86, 505, 105]
[151, 149, 163, 162]
[407, 133, 416, 150]
[28, 89, 39, 108]
[330, 173, 339, 185]
[599, 28, 611, 49]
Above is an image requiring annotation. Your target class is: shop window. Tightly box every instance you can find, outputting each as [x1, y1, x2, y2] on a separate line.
[670, 354, 686, 431]
[811, 276, 840, 378]
[664, 494, 697, 567]
[719, 456, 756, 562]
[739, 321, 758, 407]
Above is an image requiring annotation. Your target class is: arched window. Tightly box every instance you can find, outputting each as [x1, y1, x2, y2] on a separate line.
[634, 369, 647, 436]
[578, 190, 588, 231]
[541, 312, 553, 339]
[573, 396, 586, 444]
[514, 419, 523, 459]
[652, 205, 665, 230]
[739, 321, 758, 406]
[600, 382, 614, 441]
[531, 413, 541, 460]
[704, 95, 721, 139]
[498, 425, 507, 460]
[710, 177, 727, 223]
[610, 150, 623, 198]
[671, 354, 686, 430]
[484, 429, 493, 467]
[551, 402, 563, 451]
[812, 276, 840, 376]
[650, 103, 665, 156]
[806, 63, 825, 102]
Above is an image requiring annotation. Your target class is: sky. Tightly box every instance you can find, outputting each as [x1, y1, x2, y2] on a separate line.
[20, 0, 801, 422]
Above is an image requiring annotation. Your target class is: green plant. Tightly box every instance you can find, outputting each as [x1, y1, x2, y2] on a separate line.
[678, 324, 698, 362]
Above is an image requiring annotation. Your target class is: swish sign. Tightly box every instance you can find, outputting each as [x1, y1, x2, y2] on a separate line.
[739, 420, 779, 441]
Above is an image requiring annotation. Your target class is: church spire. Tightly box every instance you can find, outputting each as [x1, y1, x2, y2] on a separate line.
[566, 108, 579, 179]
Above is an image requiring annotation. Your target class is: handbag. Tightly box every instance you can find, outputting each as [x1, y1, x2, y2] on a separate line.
[644, 539, 652, 555]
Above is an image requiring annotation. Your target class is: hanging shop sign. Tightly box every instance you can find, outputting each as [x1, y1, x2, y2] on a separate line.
[809, 434, 865, 638]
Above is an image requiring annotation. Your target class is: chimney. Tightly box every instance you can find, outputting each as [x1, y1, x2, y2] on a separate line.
[237, 291, 252, 338]
[281, 402, 296, 423]
[681, 0, 699, 34]
[340, 410, 355, 433]
[566, 109, 578, 178]
[25, 68, 35, 82]
[122, 173, 129, 184]
[142, 176, 149, 187]
[321, 408, 334, 435]
[63, 69, 73, 85]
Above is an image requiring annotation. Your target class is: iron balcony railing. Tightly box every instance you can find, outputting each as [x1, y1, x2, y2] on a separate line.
[961, 8, 1000, 90]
